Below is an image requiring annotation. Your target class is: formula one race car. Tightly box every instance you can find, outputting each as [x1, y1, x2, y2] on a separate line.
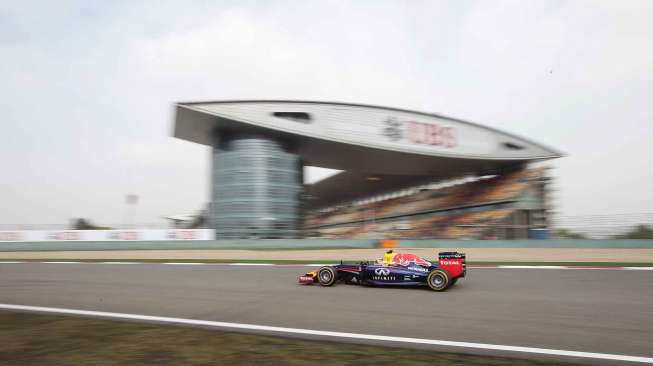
[298, 251, 466, 291]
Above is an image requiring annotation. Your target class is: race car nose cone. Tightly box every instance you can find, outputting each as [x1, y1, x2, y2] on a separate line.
[297, 276, 314, 284]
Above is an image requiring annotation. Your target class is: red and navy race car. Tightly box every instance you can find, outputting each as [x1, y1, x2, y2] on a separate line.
[298, 251, 466, 291]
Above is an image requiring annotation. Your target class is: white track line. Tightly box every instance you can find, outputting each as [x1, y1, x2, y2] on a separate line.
[161, 262, 207, 265]
[41, 261, 81, 264]
[228, 263, 275, 266]
[98, 262, 140, 264]
[624, 267, 653, 270]
[0, 303, 650, 364]
[497, 265, 566, 269]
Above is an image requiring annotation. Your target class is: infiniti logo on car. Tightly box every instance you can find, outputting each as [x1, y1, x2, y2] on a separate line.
[374, 268, 390, 276]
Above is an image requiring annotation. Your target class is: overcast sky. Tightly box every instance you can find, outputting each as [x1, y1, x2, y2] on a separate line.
[1, 0, 652, 226]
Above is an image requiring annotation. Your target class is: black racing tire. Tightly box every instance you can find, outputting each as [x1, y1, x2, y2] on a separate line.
[426, 269, 450, 291]
[317, 266, 337, 286]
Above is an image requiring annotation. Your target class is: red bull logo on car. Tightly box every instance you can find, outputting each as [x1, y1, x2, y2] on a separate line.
[391, 253, 431, 267]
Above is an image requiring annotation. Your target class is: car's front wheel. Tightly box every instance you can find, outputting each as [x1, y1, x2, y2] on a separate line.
[427, 269, 450, 291]
[317, 266, 337, 286]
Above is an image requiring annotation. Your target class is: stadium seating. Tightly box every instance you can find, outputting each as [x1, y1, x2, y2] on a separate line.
[306, 168, 544, 239]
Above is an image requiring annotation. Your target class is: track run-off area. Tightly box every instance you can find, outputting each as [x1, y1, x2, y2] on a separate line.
[0, 262, 652, 365]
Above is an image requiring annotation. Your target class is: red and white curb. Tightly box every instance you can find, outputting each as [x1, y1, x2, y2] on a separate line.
[0, 261, 651, 270]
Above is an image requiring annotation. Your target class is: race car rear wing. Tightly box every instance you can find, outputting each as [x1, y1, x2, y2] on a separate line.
[438, 251, 466, 278]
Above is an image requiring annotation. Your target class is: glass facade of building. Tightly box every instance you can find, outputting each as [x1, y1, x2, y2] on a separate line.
[211, 135, 301, 238]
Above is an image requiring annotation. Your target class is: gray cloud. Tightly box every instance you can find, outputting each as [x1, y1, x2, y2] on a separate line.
[1, 0, 652, 226]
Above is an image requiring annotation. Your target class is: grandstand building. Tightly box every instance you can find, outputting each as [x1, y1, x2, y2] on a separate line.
[173, 101, 561, 239]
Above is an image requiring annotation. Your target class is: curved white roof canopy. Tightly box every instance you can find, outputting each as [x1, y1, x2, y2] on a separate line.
[174, 100, 561, 207]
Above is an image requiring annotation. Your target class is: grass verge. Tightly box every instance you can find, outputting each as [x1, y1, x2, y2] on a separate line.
[1, 258, 653, 266]
[0, 311, 578, 366]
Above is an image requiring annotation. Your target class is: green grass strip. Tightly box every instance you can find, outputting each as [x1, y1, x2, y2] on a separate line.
[0, 311, 579, 366]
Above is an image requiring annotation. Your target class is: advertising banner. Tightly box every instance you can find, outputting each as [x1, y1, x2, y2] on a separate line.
[0, 229, 215, 242]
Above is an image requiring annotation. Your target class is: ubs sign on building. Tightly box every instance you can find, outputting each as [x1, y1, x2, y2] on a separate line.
[173, 100, 560, 239]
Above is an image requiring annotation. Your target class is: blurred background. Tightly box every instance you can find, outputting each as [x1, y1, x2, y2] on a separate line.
[1, 1, 652, 240]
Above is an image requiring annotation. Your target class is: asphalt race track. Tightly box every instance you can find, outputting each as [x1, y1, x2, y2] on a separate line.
[1, 263, 652, 365]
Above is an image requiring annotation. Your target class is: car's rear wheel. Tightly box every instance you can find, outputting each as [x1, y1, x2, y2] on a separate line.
[318, 266, 337, 286]
[427, 269, 449, 291]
